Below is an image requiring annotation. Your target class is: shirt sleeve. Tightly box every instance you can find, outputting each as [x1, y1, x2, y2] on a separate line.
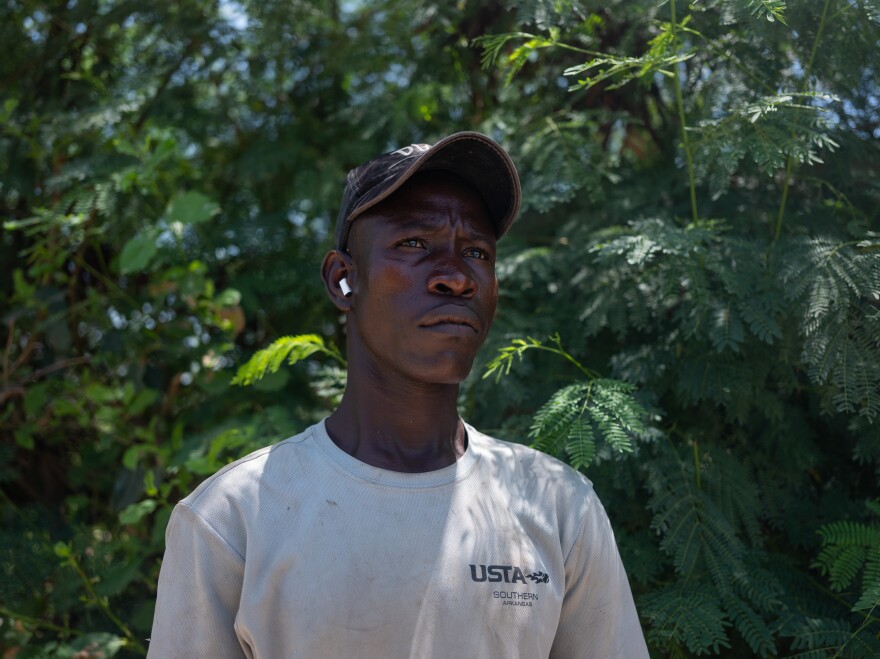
[148, 502, 248, 659]
[549, 491, 649, 659]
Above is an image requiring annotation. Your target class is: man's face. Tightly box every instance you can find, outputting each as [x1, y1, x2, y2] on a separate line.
[347, 171, 498, 385]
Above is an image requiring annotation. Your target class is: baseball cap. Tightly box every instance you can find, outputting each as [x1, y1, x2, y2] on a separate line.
[334, 131, 521, 251]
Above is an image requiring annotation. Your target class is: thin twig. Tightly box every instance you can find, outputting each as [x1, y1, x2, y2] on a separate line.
[0, 606, 82, 637]
[8, 333, 38, 378]
[25, 355, 92, 384]
[669, 0, 699, 225]
[0, 355, 92, 404]
[774, 0, 834, 240]
[65, 553, 146, 655]
[2, 317, 13, 384]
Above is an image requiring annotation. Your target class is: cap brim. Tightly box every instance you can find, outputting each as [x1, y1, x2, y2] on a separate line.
[340, 132, 520, 249]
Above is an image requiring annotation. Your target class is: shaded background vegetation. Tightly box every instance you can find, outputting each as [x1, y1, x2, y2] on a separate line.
[1, 0, 879, 656]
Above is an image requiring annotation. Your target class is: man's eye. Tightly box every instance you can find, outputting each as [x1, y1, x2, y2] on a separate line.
[398, 238, 426, 249]
[464, 247, 489, 260]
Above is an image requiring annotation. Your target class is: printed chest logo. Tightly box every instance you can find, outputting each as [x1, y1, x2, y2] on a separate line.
[469, 564, 548, 608]
[469, 564, 550, 584]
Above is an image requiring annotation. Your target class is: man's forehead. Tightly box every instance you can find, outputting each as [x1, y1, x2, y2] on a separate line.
[348, 172, 495, 245]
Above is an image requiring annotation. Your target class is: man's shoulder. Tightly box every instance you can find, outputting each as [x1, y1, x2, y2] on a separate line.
[181, 422, 322, 512]
[469, 426, 596, 503]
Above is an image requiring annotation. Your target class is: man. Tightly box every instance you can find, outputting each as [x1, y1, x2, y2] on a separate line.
[148, 132, 648, 657]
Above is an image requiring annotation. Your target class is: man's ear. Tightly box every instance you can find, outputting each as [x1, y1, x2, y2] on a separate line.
[321, 250, 355, 311]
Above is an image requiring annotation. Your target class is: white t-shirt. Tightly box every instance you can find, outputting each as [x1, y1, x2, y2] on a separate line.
[148, 419, 648, 658]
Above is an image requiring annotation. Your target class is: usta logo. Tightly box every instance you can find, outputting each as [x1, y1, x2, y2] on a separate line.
[470, 564, 550, 585]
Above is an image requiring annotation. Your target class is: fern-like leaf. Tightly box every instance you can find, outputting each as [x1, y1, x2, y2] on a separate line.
[482, 336, 544, 382]
[564, 19, 694, 92]
[853, 547, 880, 612]
[528, 378, 647, 467]
[565, 418, 596, 470]
[231, 334, 345, 386]
[529, 383, 585, 453]
[589, 379, 644, 452]
[640, 582, 731, 654]
[722, 593, 775, 655]
[815, 512, 880, 616]
[473, 31, 558, 86]
[747, 0, 788, 25]
[783, 616, 854, 652]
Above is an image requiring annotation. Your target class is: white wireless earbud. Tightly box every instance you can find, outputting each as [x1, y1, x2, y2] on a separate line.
[340, 278, 352, 297]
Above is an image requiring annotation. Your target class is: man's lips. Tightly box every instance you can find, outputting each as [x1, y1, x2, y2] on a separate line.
[418, 306, 481, 333]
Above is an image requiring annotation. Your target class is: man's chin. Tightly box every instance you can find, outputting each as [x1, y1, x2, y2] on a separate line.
[407, 354, 478, 386]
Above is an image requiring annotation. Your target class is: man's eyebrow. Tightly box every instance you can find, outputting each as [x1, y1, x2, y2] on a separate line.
[469, 229, 495, 244]
[390, 218, 495, 243]
[392, 219, 440, 234]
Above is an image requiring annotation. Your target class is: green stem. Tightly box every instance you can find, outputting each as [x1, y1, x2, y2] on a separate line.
[801, 175, 859, 221]
[531, 344, 599, 380]
[692, 440, 701, 489]
[506, 32, 607, 59]
[0, 606, 82, 637]
[823, 239, 860, 260]
[66, 554, 146, 655]
[831, 599, 880, 659]
[76, 253, 139, 310]
[669, 0, 699, 225]
[694, 32, 776, 96]
[508, 345, 599, 380]
[774, 0, 834, 241]
[552, 41, 606, 59]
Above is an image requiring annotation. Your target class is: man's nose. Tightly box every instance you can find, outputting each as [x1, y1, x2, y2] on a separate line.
[427, 256, 476, 298]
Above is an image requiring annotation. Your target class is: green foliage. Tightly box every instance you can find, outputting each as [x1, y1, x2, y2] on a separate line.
[469, 0, 880, 655]
[484, 335, 648, 469]
[1, 0, 878, 656]
[693, 92, 842, 198]
[782, 238, 880, 420]
[231, 335, 346, 386]
[747, 0, 789, 25]
[528, 378, 646, 467]
[483, 333, 598, 381]
[11, 632, 128, 659]
[815, 504, 880, 614]
[563, 18, 695, 92]
[474, 31, 563, 86]
[640, 582, 731, 655]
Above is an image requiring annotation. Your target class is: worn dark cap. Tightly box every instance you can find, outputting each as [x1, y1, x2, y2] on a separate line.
[335, 131, 521, 251]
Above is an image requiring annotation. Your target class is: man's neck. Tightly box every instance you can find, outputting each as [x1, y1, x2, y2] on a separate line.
[325, 370, 466, 473]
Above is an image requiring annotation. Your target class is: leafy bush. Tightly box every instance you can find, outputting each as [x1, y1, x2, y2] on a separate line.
[1, 0, 878, 656]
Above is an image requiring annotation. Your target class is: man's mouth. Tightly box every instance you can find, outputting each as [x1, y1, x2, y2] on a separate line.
[419, 308, 480, 333]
